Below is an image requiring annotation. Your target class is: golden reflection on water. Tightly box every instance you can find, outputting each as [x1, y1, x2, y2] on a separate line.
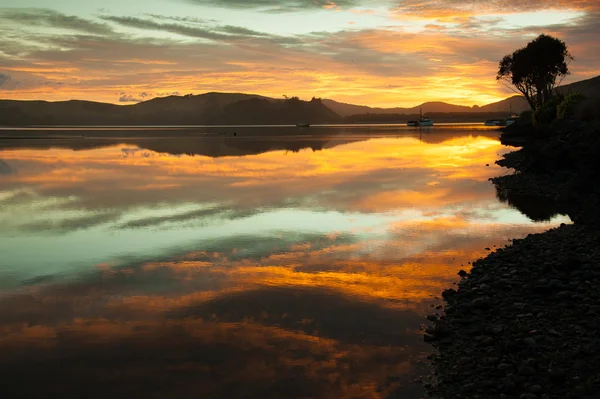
[0, 130, 567, 398]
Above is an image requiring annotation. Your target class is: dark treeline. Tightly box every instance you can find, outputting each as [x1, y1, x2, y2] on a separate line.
[344, 111, 512, 124]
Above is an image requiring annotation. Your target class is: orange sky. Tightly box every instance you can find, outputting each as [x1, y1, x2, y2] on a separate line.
[1, 1, 599, 107]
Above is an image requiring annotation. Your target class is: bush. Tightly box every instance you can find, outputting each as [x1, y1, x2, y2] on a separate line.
[579, 98, 600, 121]
[519, 110, 534, 126]
[533, 95, 563, 125]
[557, 92, 585, 120]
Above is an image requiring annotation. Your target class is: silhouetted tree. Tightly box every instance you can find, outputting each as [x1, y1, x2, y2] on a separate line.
[497, 34, 573, 112]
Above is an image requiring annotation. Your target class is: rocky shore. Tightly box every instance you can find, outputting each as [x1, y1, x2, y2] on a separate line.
[425, 120, 600, 398]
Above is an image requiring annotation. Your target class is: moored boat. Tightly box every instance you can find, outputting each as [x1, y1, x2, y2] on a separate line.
[485, 119, 507, 127]
[407, 107, 434, 127]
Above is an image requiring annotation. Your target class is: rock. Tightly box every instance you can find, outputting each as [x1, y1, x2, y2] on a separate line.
[496, 278, 512, 287]
[557, 291, 573, 299]
[573, 359, 588, 370]
[549, 368, 566, 378]
[442, 289, 457, 299]
[518, 365, 536, 376]
[423, 334, 435, 343]
[497, 363, 511, 371]
[500, 378, 516, 393]
[479, 275, 492, 284]
[424, 204, 600, 398]
[529, 385, 543, 394]
[462, 383, 476, 392]
[549, 279, 564, 289]
[492, 326, 504, 335]
[471, 297, 490, 309]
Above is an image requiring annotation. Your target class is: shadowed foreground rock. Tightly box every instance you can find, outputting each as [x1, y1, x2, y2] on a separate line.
[426, 224, 600, 398]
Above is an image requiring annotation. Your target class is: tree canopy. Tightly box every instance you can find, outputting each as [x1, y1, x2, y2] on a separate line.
[497, 34, 573, 112]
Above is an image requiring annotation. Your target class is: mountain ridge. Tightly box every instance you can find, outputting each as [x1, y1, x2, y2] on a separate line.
[1, 75, 597, 126]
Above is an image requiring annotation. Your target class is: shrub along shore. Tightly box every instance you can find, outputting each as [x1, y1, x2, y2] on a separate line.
[425, 120, 600, 399]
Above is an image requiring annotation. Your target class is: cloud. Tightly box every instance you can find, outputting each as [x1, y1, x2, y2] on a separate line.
[0, 8, 113, 35]
[0, 72, 19, 90]
[183, 0, 366, 12]
[19, 212, 121, 234]
[116, 205, 260, 229]
[118, 91, 181, 102]
[101, 15, 278, 42]
[119, 93, 143, 103]
[392, 0, 599, 19]
[0, 159, 14, 175]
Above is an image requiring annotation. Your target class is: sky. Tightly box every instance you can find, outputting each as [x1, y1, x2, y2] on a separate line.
[0, 0, 599, 107]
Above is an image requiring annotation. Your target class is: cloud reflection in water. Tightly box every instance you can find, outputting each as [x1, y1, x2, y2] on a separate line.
[0, 128, 569, 398]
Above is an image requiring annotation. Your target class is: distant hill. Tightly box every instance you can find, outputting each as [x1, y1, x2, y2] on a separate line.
[476, 96, 530, 113]
[325, 76, 600, 118]
[0, 94, 341, 126]
[1, 76, 598, 126]
[322, 99, 473, 117]
[556, 75, 600, 98]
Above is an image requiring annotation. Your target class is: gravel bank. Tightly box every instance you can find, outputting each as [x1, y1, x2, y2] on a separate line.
[426, 121, 600, 398]
[426, 224, 600, 398]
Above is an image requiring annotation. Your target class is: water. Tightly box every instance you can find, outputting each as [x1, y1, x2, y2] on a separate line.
[0, 125, 568, 398]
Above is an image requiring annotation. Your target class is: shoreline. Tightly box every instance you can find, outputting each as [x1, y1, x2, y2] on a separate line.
[426, 120, 600, 398]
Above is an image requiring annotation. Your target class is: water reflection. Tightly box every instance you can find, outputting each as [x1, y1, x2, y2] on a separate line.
[495, 188, 564, 222]
[0, 126, 569, 398]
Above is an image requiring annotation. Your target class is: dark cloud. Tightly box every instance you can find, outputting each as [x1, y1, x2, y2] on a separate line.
[183, 0, 364, 12]
[119, 93, 144, 103]
[0, 159, 14, 175]
[101, 15, 274, 41]
[0, 72, 19, 90]
[116, 206, 261, 229]
[20, 212, 121, 234]
[0, 8, 113, 35]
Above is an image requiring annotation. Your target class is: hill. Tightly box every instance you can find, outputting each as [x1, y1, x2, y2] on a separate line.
[0, 94, 341, 126]
[322, 99, 474, 117]
[325, 77, 600, 118]
[556, 75, 600, 98]
[1, 76, 598, 126]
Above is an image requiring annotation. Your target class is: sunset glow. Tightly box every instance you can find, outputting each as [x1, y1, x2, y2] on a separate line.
[1, 1, 599, 107]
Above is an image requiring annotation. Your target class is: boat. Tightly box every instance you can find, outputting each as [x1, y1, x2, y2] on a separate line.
[485, 119, 507, 127]
[485, 101, 519, 127]
[407, 108, 434, 127]
[296, 123, 310, 128]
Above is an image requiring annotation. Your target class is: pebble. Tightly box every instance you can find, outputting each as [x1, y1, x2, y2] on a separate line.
[518, 365, 536, 376]
[425, 218, 600, 398]
[426, 314, 438, 322]
[471, 297, 490, 309]
[529, 385, 543, 394]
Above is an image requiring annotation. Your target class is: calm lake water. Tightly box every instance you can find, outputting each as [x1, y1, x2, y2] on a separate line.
[0, 125, 568, 398]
